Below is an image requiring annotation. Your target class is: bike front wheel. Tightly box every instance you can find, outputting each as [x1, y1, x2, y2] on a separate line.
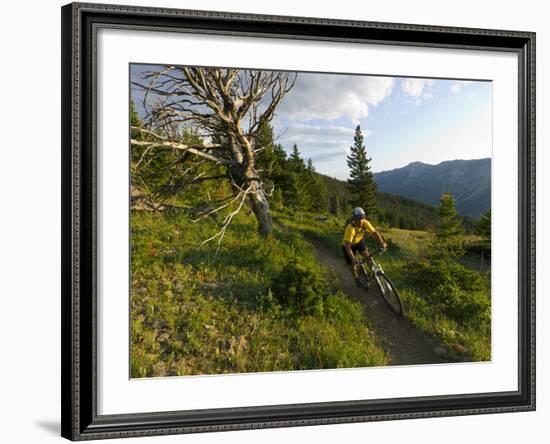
[375, 272, 403, 316]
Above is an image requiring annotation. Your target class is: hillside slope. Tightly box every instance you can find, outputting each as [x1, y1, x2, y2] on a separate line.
[374, 158, 491, 218]
[318, 173, 439, 230]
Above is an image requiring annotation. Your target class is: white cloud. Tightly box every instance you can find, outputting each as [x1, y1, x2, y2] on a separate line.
[283, 123, 364, 141]
[401, 78, 435, 98]
[274, 123, 372, 177]
[450, 80, 473, 93]
[278, 73, 394, 123]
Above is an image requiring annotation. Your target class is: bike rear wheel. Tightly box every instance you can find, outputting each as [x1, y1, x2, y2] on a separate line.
[376, 272, 403, 315]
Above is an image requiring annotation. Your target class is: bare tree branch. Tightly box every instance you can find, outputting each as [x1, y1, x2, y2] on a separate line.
[131, 65, 298, 240]
[191, 191, 243, 223]
[197, 185, 252, 256]
[130, 139, 236, 166]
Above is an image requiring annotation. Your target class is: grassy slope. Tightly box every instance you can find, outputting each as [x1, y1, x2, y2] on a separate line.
[130, 210, 388, 378]
[274, 211, 491, 362]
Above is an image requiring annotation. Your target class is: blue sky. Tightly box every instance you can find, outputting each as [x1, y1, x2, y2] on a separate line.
[131, 65, 492, 180]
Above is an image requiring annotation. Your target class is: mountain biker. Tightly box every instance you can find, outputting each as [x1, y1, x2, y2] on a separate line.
[342, 207, 387, 284]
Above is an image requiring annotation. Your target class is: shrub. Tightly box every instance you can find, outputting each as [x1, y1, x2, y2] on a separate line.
[403, 257, 489, 325]
[429, 281, 490, 325]
[404, 258, 486, 293]
[270, 258, 330, 316]
[384, 237, 401, 254]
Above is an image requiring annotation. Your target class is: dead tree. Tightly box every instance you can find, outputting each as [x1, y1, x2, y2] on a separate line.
[131, 67, 296, 243]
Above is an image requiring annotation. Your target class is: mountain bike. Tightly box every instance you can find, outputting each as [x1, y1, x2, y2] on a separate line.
[355, 248, 403, 316]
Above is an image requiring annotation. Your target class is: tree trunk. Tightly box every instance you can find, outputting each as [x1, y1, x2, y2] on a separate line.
[247, 183, 273, 236]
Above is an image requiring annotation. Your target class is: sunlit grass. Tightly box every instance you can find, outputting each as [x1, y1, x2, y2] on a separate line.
[130, 210, 388, 377]
[274, 211, 491, 362]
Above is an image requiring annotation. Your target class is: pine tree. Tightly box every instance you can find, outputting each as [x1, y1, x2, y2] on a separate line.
[285, 144, 309, 215]
[474, 209, 491, 267]
[431, 192, 465, 258]
[475, 209, 491, 243]
[347, 125, 378, 218]
[255, 121, 285, 179]
[271, 187, 284, 210]
[288, 144, 306, 173]
[130, 97, 141, 127]
[254, 121, 291, 206]
[304, 158, 329, 213]
[399, 216, 406, 229]
[329, 194, 341, 216]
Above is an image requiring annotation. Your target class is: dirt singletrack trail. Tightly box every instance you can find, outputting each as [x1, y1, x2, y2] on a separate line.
[306, 237, 463, 366]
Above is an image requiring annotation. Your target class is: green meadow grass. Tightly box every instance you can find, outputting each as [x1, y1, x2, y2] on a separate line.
[275, 212, 491, 362]
[130, 210, 388, 377]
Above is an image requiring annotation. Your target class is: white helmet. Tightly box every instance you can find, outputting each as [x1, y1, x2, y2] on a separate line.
[352, 207, 365, 219]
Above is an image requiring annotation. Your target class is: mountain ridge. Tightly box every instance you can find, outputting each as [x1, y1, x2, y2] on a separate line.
[373, 158, 491, 218]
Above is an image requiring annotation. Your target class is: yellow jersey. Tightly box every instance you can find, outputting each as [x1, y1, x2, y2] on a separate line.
[342, 219, 376, 246]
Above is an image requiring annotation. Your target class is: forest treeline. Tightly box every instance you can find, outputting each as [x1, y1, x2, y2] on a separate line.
[131, 99, 447, 232]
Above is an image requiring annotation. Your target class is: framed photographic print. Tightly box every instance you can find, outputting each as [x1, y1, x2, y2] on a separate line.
[61, 2, 536, 440]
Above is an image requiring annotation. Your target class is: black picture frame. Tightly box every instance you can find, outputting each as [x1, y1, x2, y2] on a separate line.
[61, 2, 536, 440]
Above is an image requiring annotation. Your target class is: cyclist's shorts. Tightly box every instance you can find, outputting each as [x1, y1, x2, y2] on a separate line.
[342, 240, 368, 265]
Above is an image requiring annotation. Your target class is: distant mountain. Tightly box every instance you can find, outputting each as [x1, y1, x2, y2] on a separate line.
[317, 173, 440, 231]
[374, 158, 491, 218]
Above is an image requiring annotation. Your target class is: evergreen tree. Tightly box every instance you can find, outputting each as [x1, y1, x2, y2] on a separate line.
[254, 121, 291, 207]
[329, 194, 341, 216]
[305, 158, 329, 213]
[254, 120, 275, 166]
[271, 187, 284, 210]
[288, 144, 306, 173]
[399, 216, 406, 229]
[130, 98, 141, 127]
[285, 144, 309, 214]
[474, 209, 491, 266]
[431, 192, 465, 258]
[475, 209, 491, 243]
[347, 125, 378, 218]
[255, 121, 286, 179]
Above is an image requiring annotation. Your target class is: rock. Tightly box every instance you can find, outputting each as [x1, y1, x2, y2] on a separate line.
[434, 346, 448, 358]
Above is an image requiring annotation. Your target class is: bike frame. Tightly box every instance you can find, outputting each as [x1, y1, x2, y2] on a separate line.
[356, 249, 385, 282]
[355, 248, 403, 316]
